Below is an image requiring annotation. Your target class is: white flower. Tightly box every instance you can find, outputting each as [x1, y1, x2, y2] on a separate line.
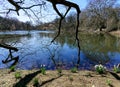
[117, 64, 120, 68]
[104, 67, 107, 70]
[41, 65, 43, 67]
[43, 64, 46, 67]
[94, 65, 99, 69]
[99, 64, 103, 68]
[114, 65, 116, 68]
[94, 64, 106, 70]
[41, 64, 46, 67]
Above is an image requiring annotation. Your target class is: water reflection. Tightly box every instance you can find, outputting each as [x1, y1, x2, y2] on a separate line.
[0, 43, 19, 70]
[0, 31, 120, 70]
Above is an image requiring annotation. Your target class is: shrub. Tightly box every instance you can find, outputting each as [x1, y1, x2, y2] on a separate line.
[94, 64, 106, 74]
[71, 67, 78, 73]
[57, 68, 62, 76]
[57, 68, 62, 73]
[113, 64, 120, 73]
[106, 79, 112, 86]
[69, 77, 73, 82]
[33, 78, 39, 86]
[40, 65, 46, 75]
[15, 72, 21, 79]
[10, 65, 16, 72]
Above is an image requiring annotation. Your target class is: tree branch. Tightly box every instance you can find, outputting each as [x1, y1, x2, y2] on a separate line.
[51, 7, 71, 42]
[48, 0, 81, 68]
[0, 43, 18, 51]
[7, 0, 45, 15]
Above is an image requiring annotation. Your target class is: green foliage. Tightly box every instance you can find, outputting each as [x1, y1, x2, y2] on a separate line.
[68, 77, 73, 82]
[70, 67, 78, 73]
[57, 68, 62, 76]
[94, 64, 106, 74]
[10, 65, 16, 72]
[40, 67, 46, 75]
[40, 65, 46, 75]
[15, 72, 21, 79]
[57, 68, 62, 73]
[113, 65, 120, 73]
[33, 78, 39, 87]
[106, 79, 112, 86]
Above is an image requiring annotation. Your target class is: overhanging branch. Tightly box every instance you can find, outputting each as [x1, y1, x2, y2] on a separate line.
[48, 0, 81, 68]
[7, 0, 46, 15]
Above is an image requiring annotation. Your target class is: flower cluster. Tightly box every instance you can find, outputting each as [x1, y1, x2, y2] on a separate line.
[40, 64, 46, 75]
[41, 64, 46, 67]
[94, 64, 106, 74]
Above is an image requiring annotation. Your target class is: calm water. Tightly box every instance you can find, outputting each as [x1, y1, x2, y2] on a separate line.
[0, 30, 120, 70]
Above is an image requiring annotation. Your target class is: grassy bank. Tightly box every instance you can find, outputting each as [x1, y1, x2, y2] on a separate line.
[0, 69, 120, 87]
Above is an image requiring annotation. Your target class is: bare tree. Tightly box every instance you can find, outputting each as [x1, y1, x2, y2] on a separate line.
[86, 0, 117, 31]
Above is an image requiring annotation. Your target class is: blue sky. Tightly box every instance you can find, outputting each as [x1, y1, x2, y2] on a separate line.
[17, 0, 88, 23]
[0, 0, 88, 24]
[70, 0, 88, 10]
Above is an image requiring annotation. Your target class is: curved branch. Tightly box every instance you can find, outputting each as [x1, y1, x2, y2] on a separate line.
[53, 4, 63, 18]
[59, 1, 81, 14]
[7, 0, 21, 15]
[51, 6, 71, 42]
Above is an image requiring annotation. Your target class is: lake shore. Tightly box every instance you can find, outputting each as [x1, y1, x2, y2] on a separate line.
[0, 30, 120, 87]
[0, 69, 120, 87]
[109, 30, 120, 38]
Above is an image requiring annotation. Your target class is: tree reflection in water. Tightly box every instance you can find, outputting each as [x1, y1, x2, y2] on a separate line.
[0, 43, 19, 68]
[0, 31, 120, 70]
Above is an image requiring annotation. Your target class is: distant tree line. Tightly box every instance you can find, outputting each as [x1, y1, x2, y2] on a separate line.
[38, 0, 120, 32]
[0, 0, 120, 32]
[79, 0, 120, 32]
[0, 16, 34, 31]
[36, 13, 77, 31]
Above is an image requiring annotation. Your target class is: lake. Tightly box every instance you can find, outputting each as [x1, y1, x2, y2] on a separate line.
[0, 30, 120, 70]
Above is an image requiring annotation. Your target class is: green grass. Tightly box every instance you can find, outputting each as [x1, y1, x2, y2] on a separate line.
[70, 67, 77, 73]
[40, 67, 46, 75]
[57, 68, 62, 76]
[113, 65, 120, 73]
[33, 78, 39, 86]
[10, 65, 16, 72]
[106, 79, 112, 86]
[15, 72, 21, 79]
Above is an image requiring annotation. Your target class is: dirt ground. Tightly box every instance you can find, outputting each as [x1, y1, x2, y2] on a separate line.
[0, 69, 120, 87]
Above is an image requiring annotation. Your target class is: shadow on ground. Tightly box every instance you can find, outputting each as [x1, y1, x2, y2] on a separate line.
[14, 70, 41, 87]
[13, 70, 62, 87]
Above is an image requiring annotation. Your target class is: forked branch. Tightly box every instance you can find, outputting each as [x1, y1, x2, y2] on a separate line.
[48, 0, 81, 68]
